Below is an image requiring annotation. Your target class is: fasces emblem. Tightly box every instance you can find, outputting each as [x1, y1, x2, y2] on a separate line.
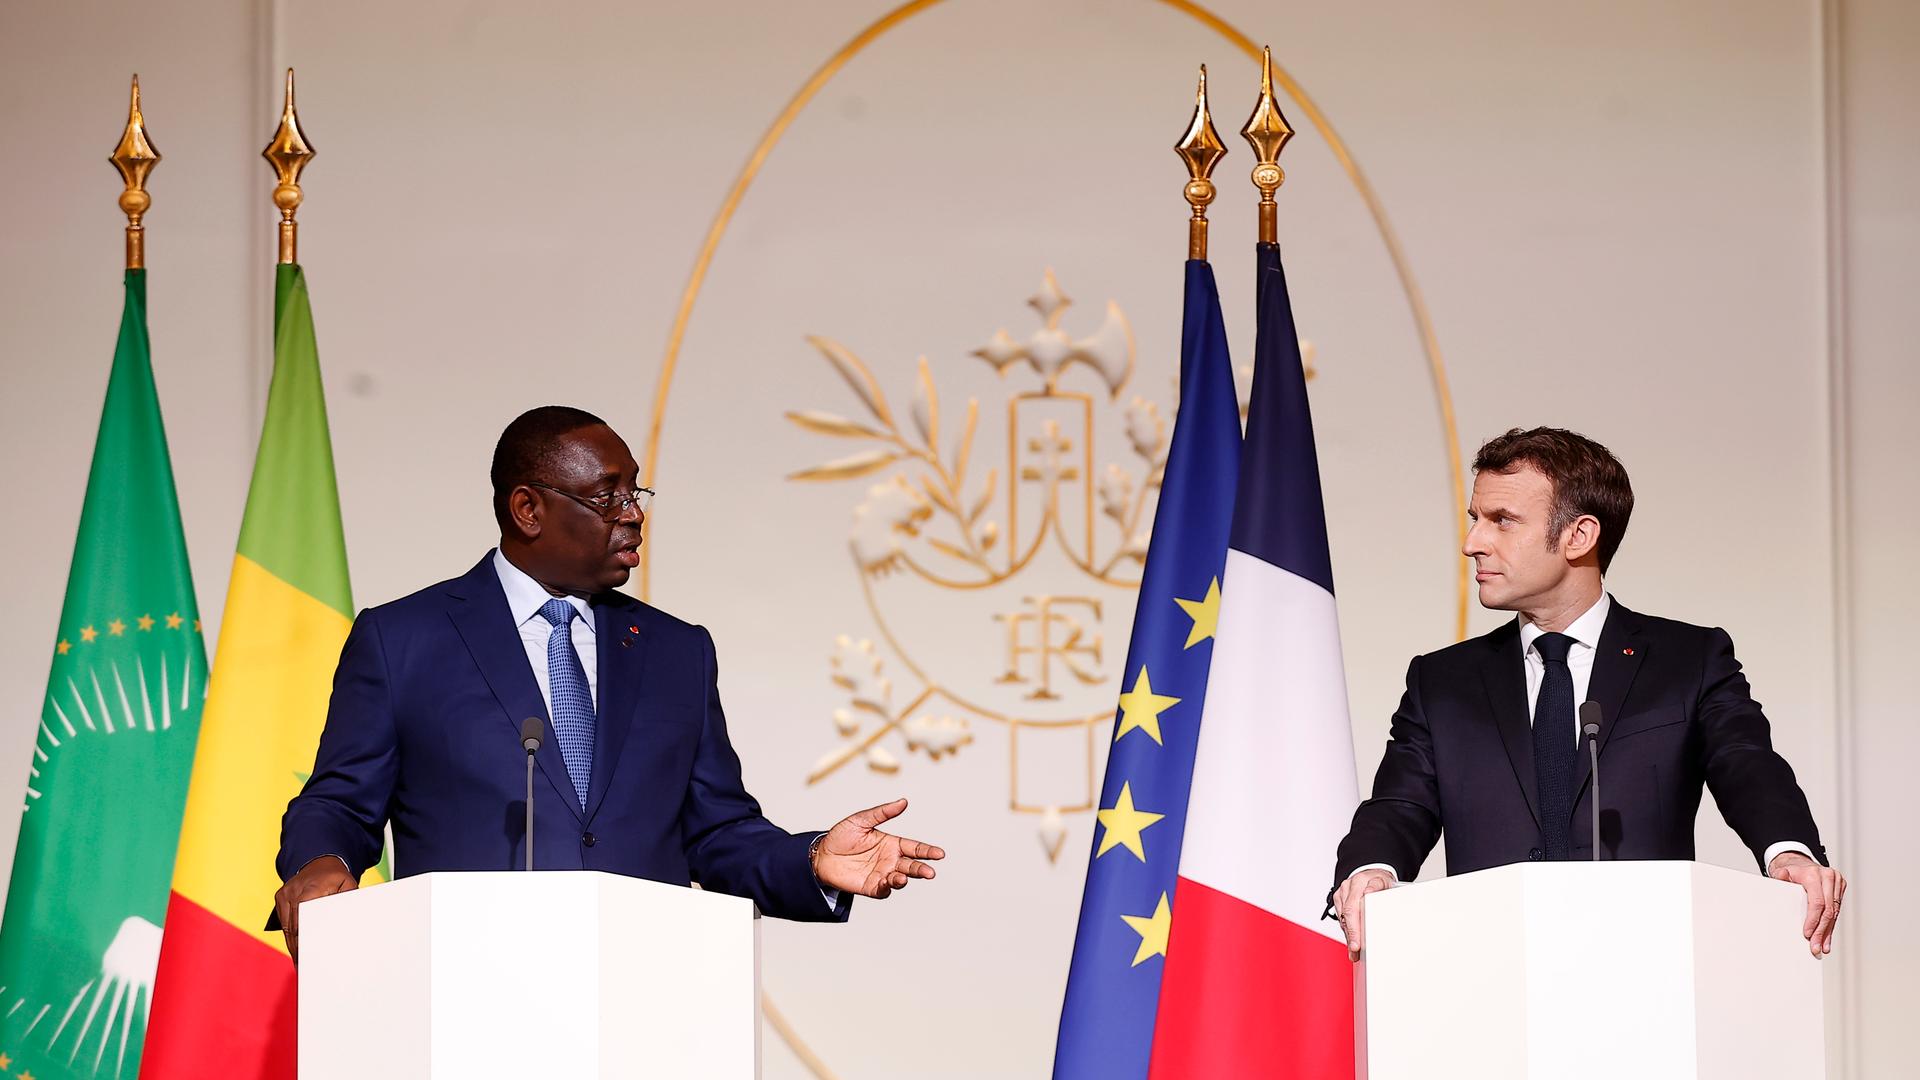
[788, 270, 1190, 862]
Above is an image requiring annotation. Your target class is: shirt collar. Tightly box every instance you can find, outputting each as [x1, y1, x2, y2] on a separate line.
[1519, 591, 1610, 657]
[492, 548, 595, 633]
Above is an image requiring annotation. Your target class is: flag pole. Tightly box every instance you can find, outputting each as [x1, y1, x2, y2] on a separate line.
[1240, 46, 1294, 243]
[110, 74, 160, 270]
[263, 67, 315, 264]
[1175, 65, 1226, 261]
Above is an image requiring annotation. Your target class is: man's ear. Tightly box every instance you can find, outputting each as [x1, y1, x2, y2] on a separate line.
[1562, 514, 1602, 564]
[507, 485, 543, 540]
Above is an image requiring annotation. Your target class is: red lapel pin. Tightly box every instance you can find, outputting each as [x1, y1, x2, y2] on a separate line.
[628, 625, 639, 634]
[1622, 647, 1635, 656]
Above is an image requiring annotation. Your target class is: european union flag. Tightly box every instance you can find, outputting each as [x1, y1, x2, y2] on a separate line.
[1052, 258, 1242, 1078]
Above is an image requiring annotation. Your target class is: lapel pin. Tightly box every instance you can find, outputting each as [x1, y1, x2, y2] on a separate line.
[628, 625, 639, 634]
[1622, 647, 1635, 656]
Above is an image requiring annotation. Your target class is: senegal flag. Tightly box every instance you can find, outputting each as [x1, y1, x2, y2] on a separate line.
[141, 264, 354, 1079]
[0, 269, 205, 1080]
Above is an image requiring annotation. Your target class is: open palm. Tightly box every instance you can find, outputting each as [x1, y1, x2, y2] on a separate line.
[814, 797, 945, 899]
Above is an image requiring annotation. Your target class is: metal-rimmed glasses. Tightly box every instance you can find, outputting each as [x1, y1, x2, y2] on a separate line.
[527, 481, 654, 521]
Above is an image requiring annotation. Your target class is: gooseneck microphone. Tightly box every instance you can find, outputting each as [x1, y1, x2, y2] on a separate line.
[1579, 701, 1603, 861]
[520, 717, 543, 872]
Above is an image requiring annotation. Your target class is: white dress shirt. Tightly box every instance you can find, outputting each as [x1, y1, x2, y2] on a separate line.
[495, 550, 840, 909]
[493, 548, 598, 715]
[1351, 591, 1807, 884]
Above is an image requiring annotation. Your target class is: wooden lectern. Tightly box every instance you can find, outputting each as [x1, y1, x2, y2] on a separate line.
[1358, 861, 1824, 1079]
[298, 871, 761, 1078]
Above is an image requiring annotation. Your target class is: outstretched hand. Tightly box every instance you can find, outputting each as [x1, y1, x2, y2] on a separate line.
[813, 797, 945, 899]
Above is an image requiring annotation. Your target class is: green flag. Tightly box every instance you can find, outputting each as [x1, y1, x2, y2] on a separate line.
[0, 269, 205, 1079]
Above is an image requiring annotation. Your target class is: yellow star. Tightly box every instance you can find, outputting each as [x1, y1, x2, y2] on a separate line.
[1095, 782, 1165, 862]
[1114, 666, 1180, 745]
[56, 640, 71, 655]
[0, 1049, 12, 1068]
[137, 613, 155, 631]
[107, 619, 126, 637]
[80, 626, 98, 643]
[165, 612, 183, 629]
[193, 619, 202, 633]
[20, 1067, 35, 1080]
[1120, 892, 1173, 966]
[1173, 577, 1222, 649]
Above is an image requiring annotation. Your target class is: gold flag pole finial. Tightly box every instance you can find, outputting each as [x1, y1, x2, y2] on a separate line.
[1240, 46, 1295, 244]
[262, 68, 315, 265]
[110, 75, 161, 270]
[1174, 65, 1227, 260]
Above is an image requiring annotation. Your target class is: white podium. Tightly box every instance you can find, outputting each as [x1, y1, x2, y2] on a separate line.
[1358, 861, 1823, 1080]
[298, 871, 761, 1079]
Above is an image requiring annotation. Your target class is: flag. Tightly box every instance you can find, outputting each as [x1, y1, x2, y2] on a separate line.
[141, 264, 353, 1079]
[1052, 257, 1242, 1077]
[0, 269, 206, 1080]
[1147, 242, 1360, 1077]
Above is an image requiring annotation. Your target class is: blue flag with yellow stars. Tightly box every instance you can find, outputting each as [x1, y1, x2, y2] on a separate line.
[1052, 257, 1242, 1078]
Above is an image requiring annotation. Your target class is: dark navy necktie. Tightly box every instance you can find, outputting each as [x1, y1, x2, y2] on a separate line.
[539, 598, 595, 811]
[1532, 631, 1576, 861]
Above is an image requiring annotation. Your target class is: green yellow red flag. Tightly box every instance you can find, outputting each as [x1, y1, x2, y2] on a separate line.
[141, 264, 356, 1080]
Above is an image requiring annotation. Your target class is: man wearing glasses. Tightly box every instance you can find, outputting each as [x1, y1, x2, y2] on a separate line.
[271, 406, 943, 954]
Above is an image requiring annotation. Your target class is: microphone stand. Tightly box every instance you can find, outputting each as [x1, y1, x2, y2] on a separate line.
[520, 717, 543, 872]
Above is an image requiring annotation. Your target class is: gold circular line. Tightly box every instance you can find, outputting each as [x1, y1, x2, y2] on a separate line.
[637, 3, 1472, 1074]
[639, 0, 947, 600]
[640, 0, 1470, 639]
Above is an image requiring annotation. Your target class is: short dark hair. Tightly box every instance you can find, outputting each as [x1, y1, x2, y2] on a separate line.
[490, 405, 607, 528]
[1472, 427, 1634, 573]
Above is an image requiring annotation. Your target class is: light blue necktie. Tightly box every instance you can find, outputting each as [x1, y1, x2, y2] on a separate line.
[538, 598, 595, 811]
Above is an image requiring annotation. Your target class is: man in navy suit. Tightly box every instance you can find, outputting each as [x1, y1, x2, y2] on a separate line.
[272, 406, 943, 953]
[1329, 427, 1845, 961]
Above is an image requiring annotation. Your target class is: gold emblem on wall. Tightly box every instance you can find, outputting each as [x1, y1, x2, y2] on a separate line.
[789, 270, 1173, 862]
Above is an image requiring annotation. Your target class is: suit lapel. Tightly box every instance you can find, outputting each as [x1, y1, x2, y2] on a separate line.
[584, 599, 642, 823]
[1572, 599, 1645, 809]
[445, 556, 585, 825]
[1479, 622, 1541, 830]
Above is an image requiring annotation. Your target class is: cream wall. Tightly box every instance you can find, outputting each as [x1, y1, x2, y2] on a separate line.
[0, 1, 1912, 1077]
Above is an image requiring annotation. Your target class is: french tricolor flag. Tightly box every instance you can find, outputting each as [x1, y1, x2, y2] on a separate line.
[1148, 242, 1360, 1078]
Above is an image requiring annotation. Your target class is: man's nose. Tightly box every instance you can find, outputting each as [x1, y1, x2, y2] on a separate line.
[1461, 522, 1486, 558]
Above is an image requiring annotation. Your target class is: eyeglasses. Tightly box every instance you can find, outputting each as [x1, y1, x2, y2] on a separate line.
[527, 482, 654, 521]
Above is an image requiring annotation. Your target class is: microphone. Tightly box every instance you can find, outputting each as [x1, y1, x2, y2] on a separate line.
[520, 717, 543, 872]
[1579, 701, 1602, 862]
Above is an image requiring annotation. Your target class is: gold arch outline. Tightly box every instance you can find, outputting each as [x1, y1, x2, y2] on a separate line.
[638, 3, 1471, 1075]
[639, 0, 1469, 641]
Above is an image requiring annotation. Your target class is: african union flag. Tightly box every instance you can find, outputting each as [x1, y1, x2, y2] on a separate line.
[0, 266, 206, 1080]
[1052, 254, 1241, 1078]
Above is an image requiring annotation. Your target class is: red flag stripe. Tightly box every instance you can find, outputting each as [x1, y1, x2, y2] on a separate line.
[1149, 876, 1354, 1079]
[140, 892, 296, 1080]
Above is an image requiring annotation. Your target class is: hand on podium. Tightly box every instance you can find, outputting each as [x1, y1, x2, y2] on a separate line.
[1332, 867, 1395, 961]
[1767, 851, 1847, 957]
[812, 797, 945, 900]
[274, 855, 358, 961]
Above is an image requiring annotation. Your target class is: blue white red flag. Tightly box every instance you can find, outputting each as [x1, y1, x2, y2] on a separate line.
[1147, 241, 1360, 1078]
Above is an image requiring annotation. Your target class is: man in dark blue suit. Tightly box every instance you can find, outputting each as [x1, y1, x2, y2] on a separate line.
[1329, 428, 1845, 962]
[272, 406, 943, 953]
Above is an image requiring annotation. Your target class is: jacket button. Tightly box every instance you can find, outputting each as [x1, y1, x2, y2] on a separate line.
[1527, 847, 1543, 861]
[582, 832, 597, 847]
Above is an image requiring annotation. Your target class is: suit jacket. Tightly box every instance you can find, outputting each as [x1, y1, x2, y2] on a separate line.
[277, 553, 848, 923]
[1331, 599, 1826, 899]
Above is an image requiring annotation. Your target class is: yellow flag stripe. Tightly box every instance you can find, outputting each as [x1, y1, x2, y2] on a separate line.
[170, 553, 351, 949]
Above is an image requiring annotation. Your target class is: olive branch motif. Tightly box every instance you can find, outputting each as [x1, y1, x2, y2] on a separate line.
[784, 272, 1162, 589]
